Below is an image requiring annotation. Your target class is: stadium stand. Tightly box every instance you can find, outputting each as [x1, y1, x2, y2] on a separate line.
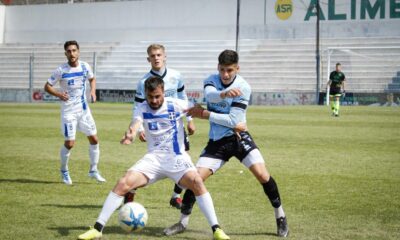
[0, 37, 399, 94]
[0, 42, 117, 89]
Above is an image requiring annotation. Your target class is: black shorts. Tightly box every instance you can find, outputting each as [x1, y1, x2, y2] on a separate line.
[329, 87, 342, 96]
[200, 131, 258, 162]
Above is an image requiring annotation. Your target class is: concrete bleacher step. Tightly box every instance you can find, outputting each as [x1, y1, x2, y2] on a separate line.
[1, 38, 400, 93]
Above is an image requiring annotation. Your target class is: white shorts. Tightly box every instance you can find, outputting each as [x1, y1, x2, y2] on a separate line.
[129, 151, 196, 186]
[61, 109, 97, 140]
[196, 149, 265, 173]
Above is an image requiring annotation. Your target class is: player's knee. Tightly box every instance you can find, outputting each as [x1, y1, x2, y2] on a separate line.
[255, 171, 270, 184]
[64, 141, 74, 149]
[197, 167, 212, 181]
[114, 177, 132, 195]
[88, 136, 98, 145]
[190, 175, 206, 195]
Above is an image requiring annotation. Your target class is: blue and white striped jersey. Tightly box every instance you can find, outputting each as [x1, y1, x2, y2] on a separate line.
[134, 68, 188, 103]
[203, 73, 251, 141]
[133, 97, 191, 155]
[48, 61, 93, 113]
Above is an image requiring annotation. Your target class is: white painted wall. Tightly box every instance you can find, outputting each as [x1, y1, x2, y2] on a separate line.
[0, 5, 5, 43]
[2, 0, 400, 43]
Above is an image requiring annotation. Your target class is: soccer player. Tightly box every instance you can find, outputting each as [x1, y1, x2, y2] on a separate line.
[163, 50, 289, 237]
[327, 62, 346, 117]
[125, 44, 195, 209]
[78, 76, 230, 240]
[44, 40, 105, 185]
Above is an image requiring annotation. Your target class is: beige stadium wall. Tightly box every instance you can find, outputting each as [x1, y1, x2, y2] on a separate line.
[2, 0, 400, 43]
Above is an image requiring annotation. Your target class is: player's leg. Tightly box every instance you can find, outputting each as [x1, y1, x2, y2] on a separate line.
[86, 134, 105, 182]
[59, 114, 77, 185]
[164, 159, 224, 236]
[169, 129, 190, 209]
[244, 151, 289, 237]
[329, 95, 335, 115]
[335, 95, 341, 116]
[78, 170, 148, 239]
[237, 131, 288, 237]
[178, 169, 229, 240]
[181, 167, 213, 213]
[170, 183, 183, 209]
[164, 139, 229, 237]
[79, 152, 160, 239]
[79, 110, 106, 182]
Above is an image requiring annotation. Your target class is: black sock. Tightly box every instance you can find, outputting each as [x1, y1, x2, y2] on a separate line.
[174, 184, 183, 194]
[94, 222, 104, 232]
[181, 189, 196, 215]
[262, 176, 282, 208]
[211, 224, 221, 232]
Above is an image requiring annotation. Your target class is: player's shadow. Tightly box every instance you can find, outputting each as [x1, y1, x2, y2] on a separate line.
[0, 178, 92, 185]
[228, 231, 277, 237]
[41, 203, 102, 209]
[48, 226, 170, 238]
[0, 178, 59, 184]
[41, 203, 163, 210]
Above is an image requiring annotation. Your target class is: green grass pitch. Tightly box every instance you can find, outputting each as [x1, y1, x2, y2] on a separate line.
[0, 103, 399, 240]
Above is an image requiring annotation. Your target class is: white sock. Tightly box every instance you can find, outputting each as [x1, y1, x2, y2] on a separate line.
[180, 214, 190, 228]
[274, 206, 285, 219]
[196, 192, 219, 227]
[60, 145, 71, 171]
[96, 191, 124, 226]
[89, 144, 99, 172]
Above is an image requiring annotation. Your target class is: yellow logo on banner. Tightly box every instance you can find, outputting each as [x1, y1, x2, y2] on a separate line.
[275, 0, 293, 20]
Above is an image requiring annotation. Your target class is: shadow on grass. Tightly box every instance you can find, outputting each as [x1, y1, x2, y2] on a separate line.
[41, 203, 102, 209]
[48, 225, 201, 239]
[0, 178, 60, 184]
[228, 231, 277, 237]
[0, 178, 93, 185]
[41, 203, 164, 210]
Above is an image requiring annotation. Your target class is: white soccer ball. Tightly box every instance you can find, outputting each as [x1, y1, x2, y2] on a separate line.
[118, 202, 148, 233]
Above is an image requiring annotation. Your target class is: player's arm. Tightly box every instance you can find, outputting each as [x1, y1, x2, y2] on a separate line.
[176, 76, 195, 134]
[45, 68, 69, 101]
[84, 63, 97, 103]
[44, 82, 69, 101]
[326, 79, 332, 91]
[187, 100, 246, 128]
[120, 118, 143, 145]
[134, 79, 146, 106]
[341, 79, 346, 93]
[187, 103, 247, 130]
[204, 85, 242, 103]
[327, 71, 335, 90]
[133, 80, 147, 141]
[88, 77, 97, 103]
[177, 74, 189, 101]
[341, 74, 346, 92]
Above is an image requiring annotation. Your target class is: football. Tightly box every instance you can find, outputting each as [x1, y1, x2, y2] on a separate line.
[118, 202, 148, 233]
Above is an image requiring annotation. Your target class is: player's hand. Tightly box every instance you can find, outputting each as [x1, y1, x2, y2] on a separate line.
[138, 131, 146, 142]
[222, 88, 242, 98]
[186, 104, 206, 119]
[234, 122, 247, 132]
[234, 122, 247, 139]
[90, 91, 97, 103]
[120, 131, 135, 145]
[187, 121, 195, 135]
[58, 91, 69, 101]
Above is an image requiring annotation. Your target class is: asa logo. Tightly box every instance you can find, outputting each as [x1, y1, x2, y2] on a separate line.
[275, 0, 293, 20]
